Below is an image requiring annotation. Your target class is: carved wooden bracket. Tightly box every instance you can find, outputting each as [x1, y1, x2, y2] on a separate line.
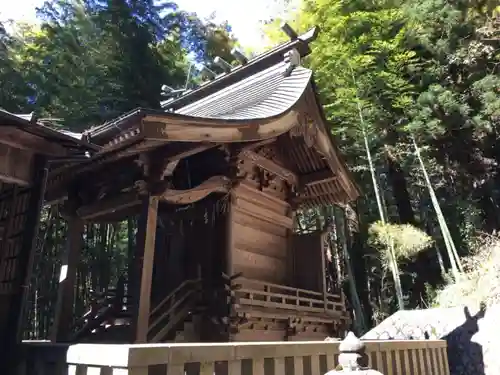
[239, 149, 298, 186]
[159, 175, 232, 204]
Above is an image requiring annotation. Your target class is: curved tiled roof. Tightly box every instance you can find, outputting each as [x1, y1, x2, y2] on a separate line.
[174, 63, 312, 120]
[86, 63, 312, 146]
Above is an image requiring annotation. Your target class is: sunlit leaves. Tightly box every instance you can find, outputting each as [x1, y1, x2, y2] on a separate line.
[369, 221, 433, 267]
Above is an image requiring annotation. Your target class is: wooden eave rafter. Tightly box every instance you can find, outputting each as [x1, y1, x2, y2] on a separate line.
[312, 124, 358, 202]
[77, 191, 140, 221]
[0, 110, 98, 155]
[298, 168, 336, 187]
[305, 84, 360, 202]
[292, 189, 342, 205]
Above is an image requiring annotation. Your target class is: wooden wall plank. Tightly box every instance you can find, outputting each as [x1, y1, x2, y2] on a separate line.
[233, 223, 286, 259]
[233, 200, 292, 229]
[234, 183, 290, 215]
[229, 184, 292, 284]
[233, 248, 285, 282]
[233, 211, 288, 237]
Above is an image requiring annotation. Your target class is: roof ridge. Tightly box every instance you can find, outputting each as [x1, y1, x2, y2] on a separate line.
[161, 26, 319, 112]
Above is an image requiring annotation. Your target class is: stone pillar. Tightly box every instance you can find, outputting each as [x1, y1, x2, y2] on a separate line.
[325, 332, 384, 374]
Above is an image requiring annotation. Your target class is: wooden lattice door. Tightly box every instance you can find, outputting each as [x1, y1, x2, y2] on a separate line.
[0, 186, 32, 295]
[0, 156, 47, 362]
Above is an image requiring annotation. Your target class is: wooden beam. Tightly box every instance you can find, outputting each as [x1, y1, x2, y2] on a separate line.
[226, 193, 235, 278]
[76, 174, 231, 220]
[50, 215, 84, 342]
[158, 143, 216, 179]
[293, 188, 343, 206]
[135, 196, 159, 343]
[299, 168, 336, 187]
[77, 192, 141, 221]
[240, 149, 298, 186]
[0, 126, 67, 156]
[240, 138, 277, 151]
[0, 143, 34, 186]
[160, 175, 232, 204]
[45, 143, 217, 204]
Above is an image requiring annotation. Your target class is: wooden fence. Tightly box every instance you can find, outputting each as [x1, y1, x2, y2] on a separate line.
[17, 338, 449, 375]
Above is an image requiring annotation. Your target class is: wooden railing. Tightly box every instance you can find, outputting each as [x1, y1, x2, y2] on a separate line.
[237, 277, 345, 314]
[17, 338, 450, 375]
[147, 278, 201, 342]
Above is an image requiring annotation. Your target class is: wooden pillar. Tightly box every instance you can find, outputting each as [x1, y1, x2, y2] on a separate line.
[320, 232, 328, 311]
[50, 213, 84, 342]
[133, 196, 159, 343]
[225, 193, 234, 278]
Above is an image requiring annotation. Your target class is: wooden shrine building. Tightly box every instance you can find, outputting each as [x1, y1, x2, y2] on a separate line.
[37, 26, 360, 345]
[0, 110, 96, 372]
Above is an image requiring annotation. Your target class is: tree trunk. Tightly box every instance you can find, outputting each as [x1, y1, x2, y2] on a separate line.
[350, 203, 373, 329]
[413, 137, 462, 278]
[334, 206, 366, 334]
[385, 148, 416, 225]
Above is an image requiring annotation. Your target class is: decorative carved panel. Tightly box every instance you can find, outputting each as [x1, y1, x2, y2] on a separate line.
[235, 145, 298, 199]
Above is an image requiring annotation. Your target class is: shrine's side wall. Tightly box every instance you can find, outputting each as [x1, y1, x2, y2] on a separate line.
[229, 182, 293, 284]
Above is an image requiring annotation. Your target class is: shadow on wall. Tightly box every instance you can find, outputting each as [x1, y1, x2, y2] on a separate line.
[443, 303, 486, 375]
[360, 302, 498, 375]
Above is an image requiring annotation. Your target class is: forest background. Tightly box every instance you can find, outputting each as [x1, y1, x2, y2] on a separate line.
[1, 0, 500, 337]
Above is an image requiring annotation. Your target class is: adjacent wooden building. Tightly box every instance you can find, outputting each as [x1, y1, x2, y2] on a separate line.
[0, 110, 95, 372]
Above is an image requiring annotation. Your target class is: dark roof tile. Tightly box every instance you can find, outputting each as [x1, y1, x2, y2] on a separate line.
[175, 62, 312, 120]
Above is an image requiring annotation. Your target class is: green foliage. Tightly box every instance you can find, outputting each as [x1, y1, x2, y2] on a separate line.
[369, 221, 433, 266]
[0, 0, 236, 128]
[265, 0, 500, 321]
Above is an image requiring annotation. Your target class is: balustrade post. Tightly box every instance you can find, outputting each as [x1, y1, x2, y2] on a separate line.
[325, 332, 384, 374]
